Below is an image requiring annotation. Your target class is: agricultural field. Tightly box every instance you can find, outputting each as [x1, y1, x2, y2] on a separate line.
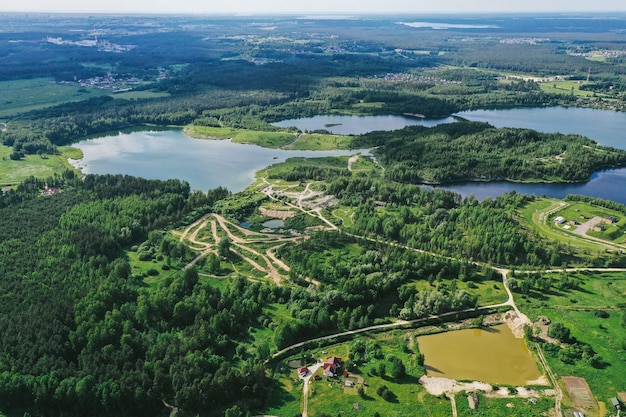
[539, 80, 596, 98]
[0, 78, 103, 118]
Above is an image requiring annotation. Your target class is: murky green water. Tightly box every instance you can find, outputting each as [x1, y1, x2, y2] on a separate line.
[418, 324, 542, 385]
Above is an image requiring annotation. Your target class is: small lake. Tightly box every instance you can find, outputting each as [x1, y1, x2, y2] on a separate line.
[418, 324, 542, 386]
[70, 129, 370, 193]
[262, 219, 285, 228]
[271, 114, 456, 135]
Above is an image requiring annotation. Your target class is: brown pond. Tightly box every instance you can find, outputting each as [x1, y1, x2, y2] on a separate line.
[417, 324, 542, 386]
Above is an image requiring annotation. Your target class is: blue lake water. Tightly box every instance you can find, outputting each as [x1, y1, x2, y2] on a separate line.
[271, 114, 456, 135]
[70, 129, 369, 193]
[71, 107, 626, 204]
[447, 107, 626, 204]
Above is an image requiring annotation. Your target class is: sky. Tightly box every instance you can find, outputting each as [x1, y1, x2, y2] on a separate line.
[1, 0, 625, 14]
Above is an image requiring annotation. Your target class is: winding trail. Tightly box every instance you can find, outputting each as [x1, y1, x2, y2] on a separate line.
[175, 159, 626, 417]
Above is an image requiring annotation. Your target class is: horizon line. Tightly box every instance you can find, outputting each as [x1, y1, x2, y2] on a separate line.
[1, 10, 626, 15]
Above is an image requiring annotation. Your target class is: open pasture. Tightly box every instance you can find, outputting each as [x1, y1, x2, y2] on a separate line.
[0, 78, 102, 118]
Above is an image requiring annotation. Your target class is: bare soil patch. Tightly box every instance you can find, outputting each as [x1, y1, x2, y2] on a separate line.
[562, 376, 598, 409]
[259, 206, 296, 219]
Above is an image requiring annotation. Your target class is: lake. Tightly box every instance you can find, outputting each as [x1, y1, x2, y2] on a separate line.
[271, 114, 456, 135]
[70, 129, 370, 193]
[70, 108, 626, 204]
[446, 107, 626, 204]
[418, 324, 542, 386]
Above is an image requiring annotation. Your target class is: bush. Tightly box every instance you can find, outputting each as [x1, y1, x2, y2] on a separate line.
[138, 251, 153, 261]
[146, 268, 159, 276]
[594, 310, 609, 318]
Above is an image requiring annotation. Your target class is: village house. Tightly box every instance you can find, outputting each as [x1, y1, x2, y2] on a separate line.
[298, 367, 309, 378]
[323, 356, 342, 377]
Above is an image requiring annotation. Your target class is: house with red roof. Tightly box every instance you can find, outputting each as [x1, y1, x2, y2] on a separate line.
[323, 356, 342, 377]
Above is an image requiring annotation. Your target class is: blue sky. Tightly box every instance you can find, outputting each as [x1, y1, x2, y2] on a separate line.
[1, 0, 625, 14]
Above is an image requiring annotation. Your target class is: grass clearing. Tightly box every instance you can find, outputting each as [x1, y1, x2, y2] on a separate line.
[538, 80, 595, 98]
[186, 125, 297, 148]
[0, 145, 81, 187]
[282, 132, 353, 150]
[454, 392, 553, 417]
[407, 278, 508, 307]
[126, 250, 179, 288]
[0, 78, 103, 118]
[517, 271, 626, 407]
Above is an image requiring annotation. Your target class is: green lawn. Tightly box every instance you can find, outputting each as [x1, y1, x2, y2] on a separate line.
[282, 133, 353, 150]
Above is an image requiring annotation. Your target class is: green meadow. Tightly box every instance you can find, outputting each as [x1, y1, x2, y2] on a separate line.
[0, 145, 81, 187]
[0, 78, 103, 118]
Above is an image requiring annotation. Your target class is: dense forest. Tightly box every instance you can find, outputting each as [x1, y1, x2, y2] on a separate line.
[354, 121, 626, 183]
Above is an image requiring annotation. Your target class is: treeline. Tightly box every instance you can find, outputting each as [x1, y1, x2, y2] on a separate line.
[352, 121, 626, 183]
[269, 165, 351, 182]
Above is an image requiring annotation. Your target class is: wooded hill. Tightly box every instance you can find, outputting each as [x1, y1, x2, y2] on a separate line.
[354, 121, 626, 184]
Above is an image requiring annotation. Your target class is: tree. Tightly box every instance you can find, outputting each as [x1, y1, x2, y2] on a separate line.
[224, 405, 244, 417]
[548, 322, 571, 343]
[218, 237, 232, 258]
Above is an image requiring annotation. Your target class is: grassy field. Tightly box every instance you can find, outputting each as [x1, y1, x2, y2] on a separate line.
[186, 125, 297, 148]
[520, 199, 614, 258]
[0, 78, 104, 118]
[0, 145, 81, 187]
[538, 80, 596, 98]
[516, 270, 626, 413]
[454, 392, 554, 417]
[407, 278, 508, 307]
[282, 132, 353, 150]
[186, 125, 358, 150]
